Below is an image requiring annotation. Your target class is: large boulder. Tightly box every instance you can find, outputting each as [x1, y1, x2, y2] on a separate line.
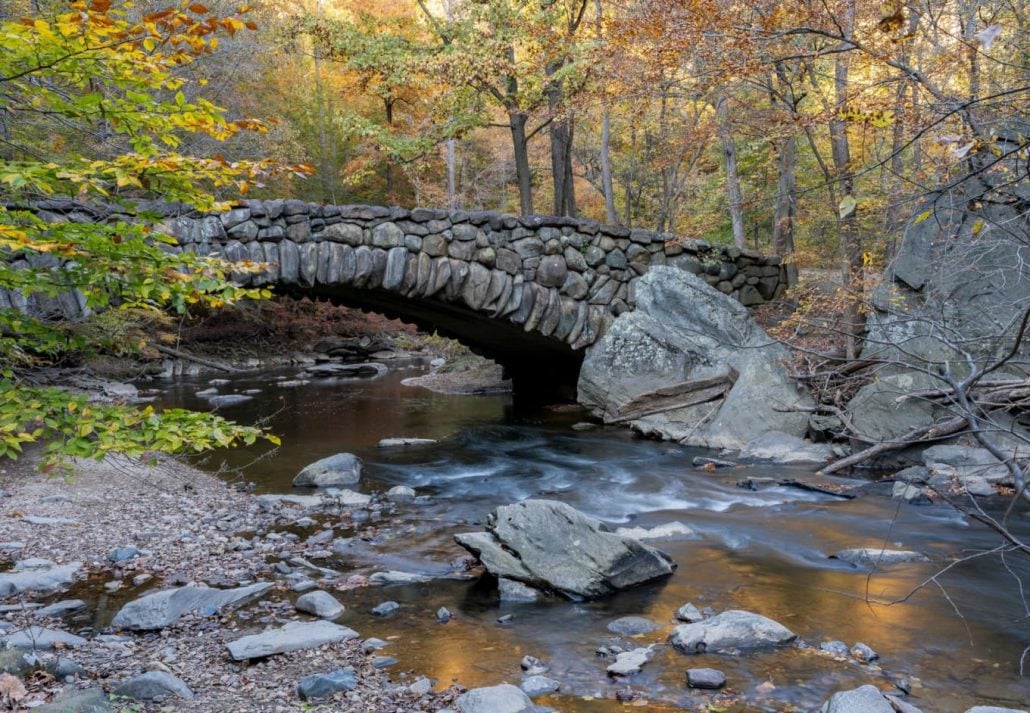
[111, 583, 272, 630]
[577, 267, 811, 449]
[669, 610, 796, 653]
[847, 152, 1030, 448]
[454, 500, 675, 600]
[293, 453, 363, 488]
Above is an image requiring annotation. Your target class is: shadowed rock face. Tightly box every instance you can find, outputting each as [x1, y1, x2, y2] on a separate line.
[454, 499, 676, 600]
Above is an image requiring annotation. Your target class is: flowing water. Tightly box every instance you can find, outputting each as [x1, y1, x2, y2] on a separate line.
[151, 362, 1030, 712]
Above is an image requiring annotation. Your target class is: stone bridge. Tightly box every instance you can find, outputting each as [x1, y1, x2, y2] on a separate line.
[24, 199, 788, 395]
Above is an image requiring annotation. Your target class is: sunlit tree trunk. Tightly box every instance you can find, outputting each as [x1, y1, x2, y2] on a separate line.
[510, 111, 534, 216]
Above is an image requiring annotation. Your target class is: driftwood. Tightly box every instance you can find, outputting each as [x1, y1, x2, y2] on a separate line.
[818, 415, 969, 476]
[608, 370, 737, 423]
[153, 344, 240, 373]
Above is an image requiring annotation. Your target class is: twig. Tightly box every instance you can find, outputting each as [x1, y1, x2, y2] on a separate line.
[818, 415, 968, 475]
[152, 344, 240, 373]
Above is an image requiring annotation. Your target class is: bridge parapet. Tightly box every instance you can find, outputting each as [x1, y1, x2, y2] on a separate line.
[10, 199, 787, 354]
[170, 201, 787, 351]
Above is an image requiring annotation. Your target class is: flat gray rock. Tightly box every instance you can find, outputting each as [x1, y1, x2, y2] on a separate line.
[669, 610, 796, 653]
[606, 646, 653, 676]
[606, 616, 660, 636]
[208, 394, 253, 408]
[111, 582, 272, 630]
[378, 438, 438, 447]
[256, 494, 324, 509]
[2, 626, 87, 649]
[686, 667, 726, 689]
[295, 590, 344, 619]
[0, 562, 80, 596]
[227, 620, 359, 660]
[739, 431, 834, 465]
[455, 683, 534, 713]
[455, 500, 675, 600]
[821, 684, 894, 713]
[293, 453, 363, 487]
[521, 675, 560, 697]
[114, 671, 194, 700]
[964, 707, 1029, 713]
[35, 599, 86, 618]
[368, 570, 430, 585]
[498, 578, 540, 602]
[832, 548, 929, 565]
[22, 515, 78, 526]
[35, 688, 111, 712]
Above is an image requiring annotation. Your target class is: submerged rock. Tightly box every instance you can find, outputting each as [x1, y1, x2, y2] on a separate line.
[521, 674, 560, 697]
[821, 684, 895, 713]
[669, 610, 796, 653]
[227, 620, 358, 660]
[111, 582, 272, 630]
[614, 521, 693, 540]
[606, 616, 660, 636]
[831, 548, 929, 566]
[114, 671, 194, 701]
[454, 500, 675, 600]
[498, 578, 540, 602]
[454, 683, 534, 713]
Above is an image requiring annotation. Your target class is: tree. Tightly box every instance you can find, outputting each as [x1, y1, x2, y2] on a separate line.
[0, 0, 296, 470]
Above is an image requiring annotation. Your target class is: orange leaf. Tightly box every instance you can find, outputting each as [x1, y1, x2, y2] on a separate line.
[90, 0, 112, 13]
[188, 3, 209, 13]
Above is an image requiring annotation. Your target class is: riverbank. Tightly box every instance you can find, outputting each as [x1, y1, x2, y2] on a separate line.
[0, 452, 458, 711]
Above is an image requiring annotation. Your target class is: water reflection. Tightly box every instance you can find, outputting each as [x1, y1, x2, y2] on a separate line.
[152, 365, 1030, 712]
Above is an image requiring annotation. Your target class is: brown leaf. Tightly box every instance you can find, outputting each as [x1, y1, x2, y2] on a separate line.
[0, 673, 28, 703]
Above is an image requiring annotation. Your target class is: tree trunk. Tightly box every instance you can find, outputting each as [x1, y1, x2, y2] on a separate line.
[716, 93, 746, 249]
[829, 0, 863, 359]
[600, 110, 617, 224]
[772, 134, 798, 288]
[547, 63, 577, 217]
[446, 139, 457, 210]
[510, 112, 534, 216]
[384, 99, 395, 202]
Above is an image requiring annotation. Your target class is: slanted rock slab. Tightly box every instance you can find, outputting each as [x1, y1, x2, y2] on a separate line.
[454, 499, 675, 600]
[2, 626, 87, 649]
[114, 671, 194, 700]
[293, 453, 363, 487]
[111, 582, 272, 630]
[669, 610, 796, 653]
[739, 431, 834, 465]
[455, 683, 534, 713]
[227, 620, 359, 660]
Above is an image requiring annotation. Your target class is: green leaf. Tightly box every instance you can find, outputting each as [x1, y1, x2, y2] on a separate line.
[838, 195, 858, 219]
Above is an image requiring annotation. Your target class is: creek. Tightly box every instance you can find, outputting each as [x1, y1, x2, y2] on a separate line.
[153, 361, 1030, 712]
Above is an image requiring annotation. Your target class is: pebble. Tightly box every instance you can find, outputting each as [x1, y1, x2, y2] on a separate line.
[675, 602, 704, 622]
[851, 642, 879, 663]
[607, 615, 660, 636]
[362, 637, 389, 653]
[297, 668, 357, 700]
[108, 546, 142, 562]
[820, 640, 850, 656]
[295, 590, 345, 620]
[686, 667, 727, 689]
[437, 607, 452, 623]
[409, 677, 433, 696]
[496, 614, 514, 625]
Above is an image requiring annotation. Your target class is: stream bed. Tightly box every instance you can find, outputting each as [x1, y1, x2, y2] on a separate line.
[151, 361, 1030, 712]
